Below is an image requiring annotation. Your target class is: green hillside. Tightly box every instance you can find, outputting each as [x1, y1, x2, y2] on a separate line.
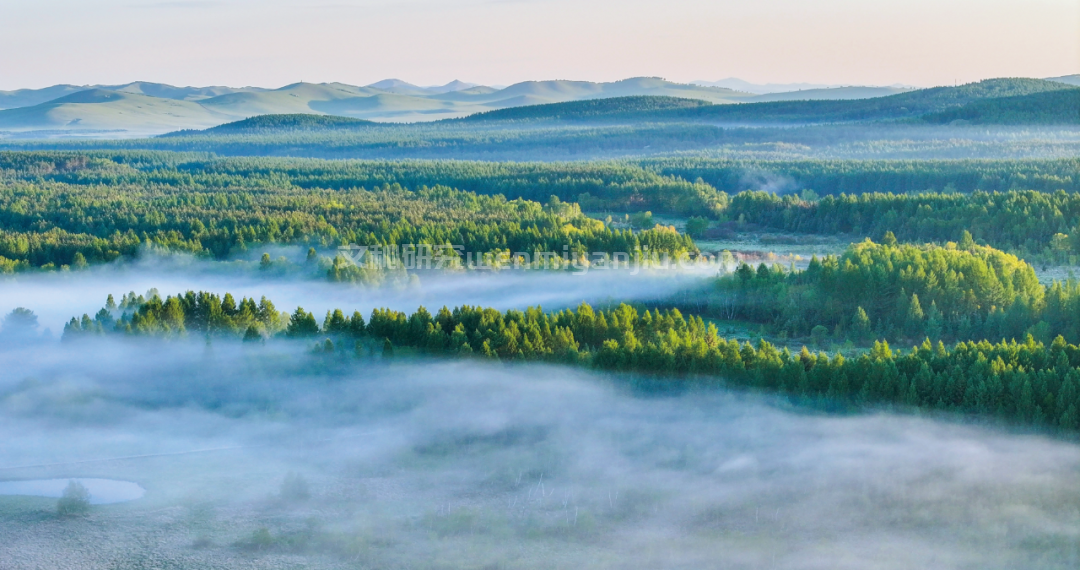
[180, 113, 375, 135]
[675, 78, 1074, 123]
[462, 78, 1076, 125]
[458, 96, 713, 122]
[921, 89, 1080, 125]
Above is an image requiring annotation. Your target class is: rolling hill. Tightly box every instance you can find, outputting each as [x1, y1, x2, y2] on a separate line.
[611, 78, 1077, 124]
[920, 89, 1080, 125]
[0, 82, 259, 110]
[0, 89, 234, 133]
[160, 78, 1080, 140]
[1, 77, 1074, 136]
[453, 79, 1079, 126]
[0, 77, 755, 133]
[1047, 75, 1080, 87]
[748, 86, 913, 102]
[0, 85, 91, 110]
[458, 96, 714, 122]
[176, 113, 376, 136]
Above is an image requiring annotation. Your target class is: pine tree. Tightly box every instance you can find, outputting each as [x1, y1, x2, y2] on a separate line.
[959, 230, 976, 250]
[906, 294, 925, 338]
[852, 307, 871, 342]
[243, 325, 262, 343]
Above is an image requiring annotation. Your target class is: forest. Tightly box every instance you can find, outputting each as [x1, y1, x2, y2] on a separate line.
[709, 238, 1056, 341]
[5, 150, 1080, 268]
[0, 159, 694, 270]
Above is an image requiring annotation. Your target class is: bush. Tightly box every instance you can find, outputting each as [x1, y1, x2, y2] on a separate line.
[685, 216, 709, 238]
[250, 527, 275, 550]
[57, 480, 91, 516]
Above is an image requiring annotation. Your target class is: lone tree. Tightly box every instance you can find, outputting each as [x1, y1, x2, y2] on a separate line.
[57, 480, 91, 517]
[685, 216, 709, 238]
[1, 307, 38, 338]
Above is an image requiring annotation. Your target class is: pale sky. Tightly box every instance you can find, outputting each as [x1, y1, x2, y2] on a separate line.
[0, 0, 1077, 90]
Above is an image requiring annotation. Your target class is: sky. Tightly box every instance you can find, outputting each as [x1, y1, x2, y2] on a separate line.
[0, 0, 1077, 90]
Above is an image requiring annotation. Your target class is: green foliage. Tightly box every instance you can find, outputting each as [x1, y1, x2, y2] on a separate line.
[65, 290, 286, 339]
[66, 290, 1080, 433]
[722, 186, 1080, 258]
[0, 154, 698, 269]
[189, 113, 374, 135]
[684, 216, 709, 238]
[714, 240, 1056, 342]
[646, 157, 1080, 198]
[921, 89, 1080, 125]
[286, 307, 320, 338]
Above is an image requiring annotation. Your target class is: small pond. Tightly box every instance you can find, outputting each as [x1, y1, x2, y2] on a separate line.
[0, 479, 145, 504]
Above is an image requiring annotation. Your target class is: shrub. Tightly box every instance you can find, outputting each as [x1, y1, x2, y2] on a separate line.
[57, 480, 91, 517]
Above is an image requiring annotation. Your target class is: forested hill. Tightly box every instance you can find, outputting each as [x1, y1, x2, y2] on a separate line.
[455, 96, 713, 122]
[459, 78, 1078, 125]
[920, 89, 1080, 125]
[165, 113, 377, 136]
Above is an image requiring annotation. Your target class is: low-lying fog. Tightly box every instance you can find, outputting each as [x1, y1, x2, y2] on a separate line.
[0, 252, 719, 333]
[1, 335, 1078, 569]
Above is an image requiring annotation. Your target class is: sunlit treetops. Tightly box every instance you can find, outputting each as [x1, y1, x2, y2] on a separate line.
[712, 238, 1080, 344]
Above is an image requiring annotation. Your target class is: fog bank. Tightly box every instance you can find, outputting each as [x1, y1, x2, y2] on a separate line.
[0, 338, 1077, 569]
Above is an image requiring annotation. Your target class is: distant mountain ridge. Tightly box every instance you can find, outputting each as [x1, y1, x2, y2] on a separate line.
[455, 79, 1079, 125]
[1046, 75, 1080, 87]
[0, 76, 1075, 135]
[692, 78, 916, 95]
[0, 77, 759, 133]
[163, 79, 1080, 143]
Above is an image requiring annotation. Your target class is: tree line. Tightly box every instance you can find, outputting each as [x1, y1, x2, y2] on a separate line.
[63, 289, 1080, 434]
[722, 188, 1080, 260]
[8, 150, 1077, 218]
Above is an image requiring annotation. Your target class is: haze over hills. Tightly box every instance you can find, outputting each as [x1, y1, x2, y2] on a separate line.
[1047, 74, 1080, 87]
[745, 86, 914, 102]
[692, 78, 917, 95]
[0, 76, 1075, 136]
[451, 78, 1078, 125]
[0, 77, 755, 134]
[0, 89, 234, 133]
